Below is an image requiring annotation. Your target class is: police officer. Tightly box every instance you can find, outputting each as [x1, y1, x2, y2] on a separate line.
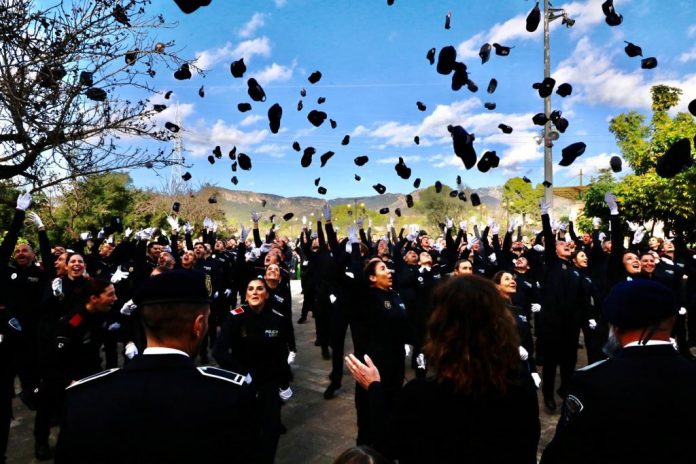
[55, 270, 258, 463]
[541, 279, 696, 463]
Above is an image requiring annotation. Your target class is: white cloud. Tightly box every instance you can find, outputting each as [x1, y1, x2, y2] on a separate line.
[254, 62, 294, 85]
[240, 115, 264, 127]
[351, 125, 370, 137]
[255, 143, 287, 158]
[274, 0, 287, 7]
[557, 152, 621, 178]
[184, 120, 268, 156]
[376, 155, 423, 164]
[688, 25, 696, 38]
[194, 37, 272, 72]
[678, 46, 696, 63]
[238, 13, 267, 38]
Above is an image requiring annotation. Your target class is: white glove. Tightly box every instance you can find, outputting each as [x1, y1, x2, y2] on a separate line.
[531, 372, 542, 389]
[626, 221, 639, 232]
[184, 222, 192, 234]
[125, 342, 138, 359]
[211, 220, 218, 233]
[679, 307, 687, 316]
[322, 202, 332, 221]
[52, 278, 63, 297]
[540, 201, 551, 215]
[347, 225, 359, 244]
[279, 387, 293, 401]
[459, 220, 467, 231]
[329, 294, 337, 304]
[107, 322, 121, 331]
[97, 228, 105, 240]
[224, 288, 232, 298]
[588, 319, 597, 329]
[533, 244, 544, 252]
[592, 217, 601, 229]
[27, 212, 45, 229]
[531, 303, 541, 313]
[507, 222, 515, 233]
[166, 215, 179, 233]
[124, 227, 133, 238]
[404, 345, 412, 357]
[491, 222, 500, 235]
[110, 267, 130, 284]
[598, 232, 607, 242]
[488, 253, 497, 263]
[368, 218, 373, 228]
[416, 353, 426, 370]
[604, 192, 618, 215]
[469, 216, 477, 226]
[551, 219, 560, 232]
[138, 227, 155, 240]
[287, 351, 296, 365]
[251, 212, 261, 223]
[120, 299, 137, 315]
[632, 226, 646, 245]
[240, 224, 250, 242]
[213, 291, 220, 299]
[406, 233, 416, 242]
[80, 232, 92, 241]
[445, 218, 453, 230]
[259, 243, 272, 254]
[519, 346, 529, 361]
[559, 223, 568, 232]
[356, 217, 364, 229]
[466, 237, 479, 250]
[302, 215, 307, 226]
[16, 192, 32, 211]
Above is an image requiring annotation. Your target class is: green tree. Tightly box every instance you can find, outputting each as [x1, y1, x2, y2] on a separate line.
[414, 184, 477, 232]
[587, 85, 696, 241]
[501, 177, 543, 225]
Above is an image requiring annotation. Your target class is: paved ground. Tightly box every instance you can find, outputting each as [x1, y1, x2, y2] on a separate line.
[6, 280, 569, 463]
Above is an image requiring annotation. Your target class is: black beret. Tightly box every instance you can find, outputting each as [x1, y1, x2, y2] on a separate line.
[135, 270, 212, 306]
[602, 279, 677, 329]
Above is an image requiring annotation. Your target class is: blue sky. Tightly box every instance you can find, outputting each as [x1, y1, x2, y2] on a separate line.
[131, 0, 696, 198]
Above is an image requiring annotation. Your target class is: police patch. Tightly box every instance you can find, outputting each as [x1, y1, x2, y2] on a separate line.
[384, 300, 392, 310]
[205, 274, 213, 296]
[560, 394, 584, 426]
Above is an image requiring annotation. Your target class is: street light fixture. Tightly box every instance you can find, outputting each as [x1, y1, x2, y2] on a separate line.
[542, 0, 575, 208]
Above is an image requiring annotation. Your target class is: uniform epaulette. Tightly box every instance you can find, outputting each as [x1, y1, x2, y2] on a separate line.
[577, 358, 608, 372]
[66, 368, 120, 390]
[272, 309, 284, 318]
[231, 306, 244, 315]
[197, 366, 249, 386]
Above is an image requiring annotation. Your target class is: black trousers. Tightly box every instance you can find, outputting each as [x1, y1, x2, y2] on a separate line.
[328, 304, 354, 385]
[255, 382, 281, 464]
[541, 328, 580, 399]
[0, 366, 13, 464]
[34, 375, 65, 444]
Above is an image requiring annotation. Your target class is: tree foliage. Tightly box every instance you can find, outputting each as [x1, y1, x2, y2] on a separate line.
[0, 0, 190, 192]
[588, 85, 696, 241]
[501, 177, 543, 224]
[414, 185, 478, 232]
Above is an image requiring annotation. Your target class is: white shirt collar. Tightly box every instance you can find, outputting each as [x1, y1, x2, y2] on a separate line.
[143, 347, 190, 357]
[623, 340, 673, 348]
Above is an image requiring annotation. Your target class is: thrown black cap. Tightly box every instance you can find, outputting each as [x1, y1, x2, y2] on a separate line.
[307, 110, 327, 127]
[542, 180, 552, 188]
[426, 47, 436, 65]
[533, 77, 556, 98]
[456, 175, 461, 185]
[379, 207, 389, 215]
[172, 202, 181, 213]
[297, 100, 303, 111]
[213, 146, 222, 159]
[301, 147, 315, 168]
[556, 83, 572, 97]
[610, 156, 622, 173]
[153, 104, 166, 113]
[207, 155, 215, 165]
[135, 270, 211, 306]
[230, 58, 246, 78]
[395, 157, 412, 179]
[79, 71, 94, 87]
[229, 146, 236, 159]
[523, 176, 532, 183]
[261, 199, 267, 207]
[487, 78, 498, 94]
[198, 85, 204, 98]
[174, 0, 212, 15]
[292, 141, 301, 152]
[559, 142, 586, 166]
[238, 102, 252, 112]
[268, 103, 283, 134]
[330, 119, 337, 129]
[656, 138, 693, 178]
[435, 181, 442, 193]
[395, 208, 402, 217]
[314, 177, 320, 187]
[373, 183, 386, 195]
[449, 125, 477, 169]
[174, 63, 192, 80]
[320, 151, 335, 167]
[342, 135, 350, 145]
[165, 122, 180, 132]
[182, 172, 192, 181]
[231, 161, 237, 172]
[641, 57, 658, 70]
[466, 79, 479, 93]
[308, 71, 322, 84]
[354, 174, 361, 181]
[449, 190, 458, 198]
[470, 193, 481, 206]
[283, 212, 294, 221]
[484, 102, 496, 110]
[208, 195, 217, 204]
[247, 78, 266, 102]
[231, 176, 238, 185]
[354, 155, 369, 166]
[437, 46, 457, 75]
[624, 41, 643, 58]
[238, 153, 252, 171]
[86, 88, 107, 102]
[413, 178, 421, 188]
[493, 43, 512, 56]
[414, 136, 420, 145]
[300, 88, 307, 97]
[318, 186, 327, 195]
[406, 194, 414, 208]
[532, 112, 549, 126]
[125, 50, 138, 66]
[112, 5, 130, 26]
[458, 192, 467, 202]
[478, 151, 498, 173]
[479, 43, 492, 64]
[555, 117, 569, 133]
[416, 101, 427, 111]
[444, 11, 451, 29]
[164, 90, 173, 99]
[317, 97, 326, 104]
[498, 124, 513, 134]
[451, 62, 468, 91]
[688, 99, 696, 117]
[602, 0, 623, 26]
[526, 2, 541, 32]
[603, 279, 677, 329]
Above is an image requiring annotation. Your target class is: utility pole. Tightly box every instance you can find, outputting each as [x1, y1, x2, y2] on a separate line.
[543, 0, 554, 209]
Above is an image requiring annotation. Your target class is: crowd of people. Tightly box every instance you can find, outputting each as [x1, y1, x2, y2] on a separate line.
[1, 190, 696, 463]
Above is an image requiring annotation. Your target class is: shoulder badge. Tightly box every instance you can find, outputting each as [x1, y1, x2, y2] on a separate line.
[197, 366, 249, 386]
[205, 274, 213, 296]
[231, 306, 245, 315]
[272, 309, 284, 318]
[68, 313, 83, 327]
[66, 368, 120, 390]
[273, 294, 284, 303]
[560, 394, 584, 426]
